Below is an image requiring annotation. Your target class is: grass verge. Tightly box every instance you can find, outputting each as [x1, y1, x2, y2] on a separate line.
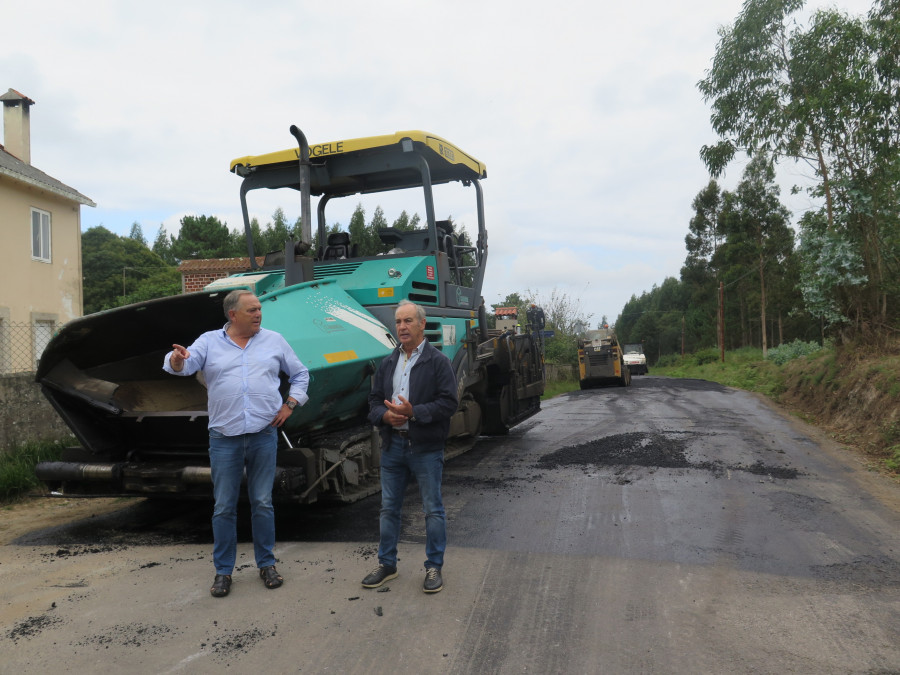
[542, 377, 579, 400]
[654, 347, 786, 398]
[0, 439, 70, 504]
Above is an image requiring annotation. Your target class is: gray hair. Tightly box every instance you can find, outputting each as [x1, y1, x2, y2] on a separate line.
[396, 299, 426, 321]
[223, 289, 255, 319]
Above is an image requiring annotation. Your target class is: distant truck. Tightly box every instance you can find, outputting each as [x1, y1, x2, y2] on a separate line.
[577, 328, 631, 389]
[623, 343, 648, 375]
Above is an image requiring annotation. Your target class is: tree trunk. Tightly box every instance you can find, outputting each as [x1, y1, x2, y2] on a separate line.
[739, 295, 747, 347]
[759, 254, 767, 359]
[778, 310, 783, 347]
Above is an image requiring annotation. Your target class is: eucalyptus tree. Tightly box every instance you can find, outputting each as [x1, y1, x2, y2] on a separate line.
[682, 181, 724, 348]
[698, 0, 899, 333]
[720, 155, 794, 357]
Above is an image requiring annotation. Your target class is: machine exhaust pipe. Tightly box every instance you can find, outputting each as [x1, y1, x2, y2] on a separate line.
[36, 461, 302, 495]
[281, 125, 313, 286]
[35, 461, 122, 482]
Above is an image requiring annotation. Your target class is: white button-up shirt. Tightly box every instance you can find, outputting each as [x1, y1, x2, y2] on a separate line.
[391, 340, 424, 430]
[163, 325, 309, 436]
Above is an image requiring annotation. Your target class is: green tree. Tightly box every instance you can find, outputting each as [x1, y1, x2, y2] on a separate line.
[152, 225, 175, 265]
[128, 222, 147, 247]
[82, 226, 176, 314]
[796, 210, 868, 328]
[722, 154, 794, 357]
[632, 307, 663, 363]
[169, 215, 241, 261]
[365, 206, 389, 256]
[616, 278, 694, 363]
[681, 181, 724, 350]
[526, 287, 593, 367]
[698, 0, 900, 333]
[262, 208, 292, 254]
[244, 216, 265, 258]
[347, 204, 368, 257]
[391, 210, 420, 231]
[684, 181, 724, 273]
[113, 267, 181, 308]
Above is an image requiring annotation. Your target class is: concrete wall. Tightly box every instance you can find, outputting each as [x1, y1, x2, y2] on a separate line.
[0, 373, 73, 452]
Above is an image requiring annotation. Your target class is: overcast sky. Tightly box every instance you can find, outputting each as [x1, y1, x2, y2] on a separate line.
[4, 0, 875, 325]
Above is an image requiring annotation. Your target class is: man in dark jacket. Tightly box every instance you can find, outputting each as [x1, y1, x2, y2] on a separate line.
[361, 300, 458, 593]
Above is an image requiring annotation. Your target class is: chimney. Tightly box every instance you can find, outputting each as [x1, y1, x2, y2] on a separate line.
[1, 88, 35, 165]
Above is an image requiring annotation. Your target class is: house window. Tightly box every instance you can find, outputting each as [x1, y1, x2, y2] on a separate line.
[32, 208, 51, 262]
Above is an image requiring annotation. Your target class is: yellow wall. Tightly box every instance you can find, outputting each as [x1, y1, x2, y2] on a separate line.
[0, 174, 84, 371]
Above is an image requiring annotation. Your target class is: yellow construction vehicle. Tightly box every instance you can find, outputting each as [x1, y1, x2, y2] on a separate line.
[577, 327, 631, 389]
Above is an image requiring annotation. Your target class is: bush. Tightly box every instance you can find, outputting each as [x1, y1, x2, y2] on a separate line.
[0, 440, 67, 502]
[887, 446, 900, 472]
[693, 348, 721, 366]
[767, 339, 825, 365]
[655, 353, 681, 368]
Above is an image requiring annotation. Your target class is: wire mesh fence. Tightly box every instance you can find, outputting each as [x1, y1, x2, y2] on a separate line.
[0, 321, 57, 375]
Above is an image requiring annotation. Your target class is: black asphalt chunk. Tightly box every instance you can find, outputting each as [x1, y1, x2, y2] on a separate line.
[535, 432, 800, 480]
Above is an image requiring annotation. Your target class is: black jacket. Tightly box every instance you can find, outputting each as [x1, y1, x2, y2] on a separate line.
[368, 339, 458, 452]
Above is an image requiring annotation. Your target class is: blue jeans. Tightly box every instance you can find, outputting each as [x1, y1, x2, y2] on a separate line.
[208, 425, 278, 575]
[378, 433, 446, 570]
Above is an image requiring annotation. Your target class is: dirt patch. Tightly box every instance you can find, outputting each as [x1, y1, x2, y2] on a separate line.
[778, 339, 900, 470]
[0, 497, 139, 546]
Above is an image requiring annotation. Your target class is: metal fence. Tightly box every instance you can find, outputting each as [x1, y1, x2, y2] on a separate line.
[0, 321, 57, 375]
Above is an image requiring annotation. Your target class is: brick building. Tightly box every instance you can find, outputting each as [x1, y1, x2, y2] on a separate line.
[178, 257, 264, 293]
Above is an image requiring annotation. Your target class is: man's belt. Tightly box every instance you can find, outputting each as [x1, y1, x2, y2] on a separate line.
[394, 429, 409, 438]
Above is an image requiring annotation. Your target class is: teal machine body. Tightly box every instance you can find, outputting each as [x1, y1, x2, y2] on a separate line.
[36, 129, 545, 503]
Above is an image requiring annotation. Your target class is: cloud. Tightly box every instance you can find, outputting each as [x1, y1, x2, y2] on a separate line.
[3, 0, 876, 324]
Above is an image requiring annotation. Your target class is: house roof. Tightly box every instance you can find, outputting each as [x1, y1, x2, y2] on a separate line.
[495, 306, 518, 317]
[178, 257, 265, 272]
[0, 144, 96, 207]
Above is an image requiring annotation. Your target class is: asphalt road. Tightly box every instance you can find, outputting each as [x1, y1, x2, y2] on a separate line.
[2, 376, 899, 674]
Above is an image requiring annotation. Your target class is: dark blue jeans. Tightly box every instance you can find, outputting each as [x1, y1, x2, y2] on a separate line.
[378, 433, 446, 570]
[208, 425, 278, 575]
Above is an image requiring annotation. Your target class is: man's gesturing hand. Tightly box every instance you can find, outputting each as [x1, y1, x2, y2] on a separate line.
[169, 344, 190, 372]
[384, 395, 413, 427]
